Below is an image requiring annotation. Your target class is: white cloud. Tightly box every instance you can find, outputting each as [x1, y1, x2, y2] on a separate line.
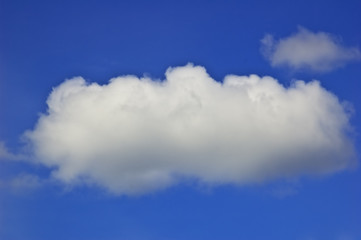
[261, 27, 361, 72]
[24, 64, 356, 195]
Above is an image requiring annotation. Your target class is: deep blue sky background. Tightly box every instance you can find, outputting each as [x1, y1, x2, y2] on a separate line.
[0, 0, 360, 239]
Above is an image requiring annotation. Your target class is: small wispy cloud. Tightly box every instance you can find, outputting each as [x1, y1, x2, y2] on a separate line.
[0, 141, 24, 161]
[261, 26, 361, 72]
[0, 142, 13, 160]
[0, 174, 43, 194]
[269, 181, 300, 199]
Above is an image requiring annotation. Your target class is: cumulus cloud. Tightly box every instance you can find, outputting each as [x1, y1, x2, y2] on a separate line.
[261, 26, 361, 72]
[24, 64, 356, 195]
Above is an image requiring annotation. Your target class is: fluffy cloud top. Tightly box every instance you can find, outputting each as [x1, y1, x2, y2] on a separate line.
[261, 27, 361, 72]
[25, 64, 356, 195]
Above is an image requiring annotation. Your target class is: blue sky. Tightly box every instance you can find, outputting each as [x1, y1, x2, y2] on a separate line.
[0, 0, 361, 239]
